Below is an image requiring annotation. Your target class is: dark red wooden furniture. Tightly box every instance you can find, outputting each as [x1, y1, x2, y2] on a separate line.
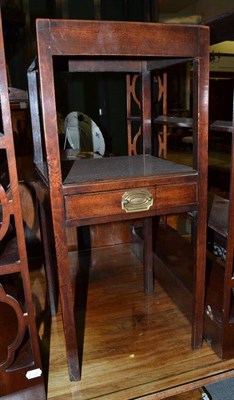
[205, 88, 234, 358]
[27, 19, 209, 381]
[0, 9, 45, 399]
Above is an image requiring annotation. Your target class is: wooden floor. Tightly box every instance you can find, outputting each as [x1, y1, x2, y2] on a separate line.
[30, 243, 234, 399]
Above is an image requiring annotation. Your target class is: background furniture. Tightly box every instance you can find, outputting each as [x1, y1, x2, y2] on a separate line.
[205, 88, 234, 358]
[126, 71, 168, 158]
[28, 19, 209, 381]
[0, 8, 45, 399]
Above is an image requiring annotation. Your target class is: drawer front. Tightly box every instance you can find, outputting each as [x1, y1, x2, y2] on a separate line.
[155, 183, 197, 209]
[65, 187, 155, 221]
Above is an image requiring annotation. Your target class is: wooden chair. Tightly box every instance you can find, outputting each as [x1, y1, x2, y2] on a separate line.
[0, 8, 45, 398]
[27, 19, 209, 381]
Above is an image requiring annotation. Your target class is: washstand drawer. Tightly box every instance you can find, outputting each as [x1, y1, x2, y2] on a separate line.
[65, 183, 197, 222]
[155, 183, 197, 208]
[65, 187, 155, 221]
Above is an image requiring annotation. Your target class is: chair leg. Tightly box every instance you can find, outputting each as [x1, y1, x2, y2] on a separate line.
[143, 217, 154, 295]
[38, 200, 58, 316]
[192, 210, 205, 349]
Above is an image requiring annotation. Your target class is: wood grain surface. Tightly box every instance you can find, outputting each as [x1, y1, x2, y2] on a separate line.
[31, 244, 234, 399]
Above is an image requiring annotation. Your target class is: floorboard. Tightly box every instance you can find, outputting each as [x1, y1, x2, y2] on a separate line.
[30, 244, 234, 399]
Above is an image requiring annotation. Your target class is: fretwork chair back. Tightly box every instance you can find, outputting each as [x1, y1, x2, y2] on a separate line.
[0, 8, 45, 399]
[28, 18, 209, 381]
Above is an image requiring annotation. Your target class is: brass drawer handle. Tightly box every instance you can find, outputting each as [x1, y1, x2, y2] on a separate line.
[121, 189, 153, 213]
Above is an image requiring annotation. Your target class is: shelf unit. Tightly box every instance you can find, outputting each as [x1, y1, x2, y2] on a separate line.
[0, 9, 45, 399]
[127, 71, 168, 158]
[204, 91, 234, 358]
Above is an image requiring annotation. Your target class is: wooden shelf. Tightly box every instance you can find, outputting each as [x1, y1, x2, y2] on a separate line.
[208, 192, 229, 239]
[154, 115, 193, 128]
[126, 116, 141, 121]
[35, 154, 197, 190]
[210, 120, 232, 133]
